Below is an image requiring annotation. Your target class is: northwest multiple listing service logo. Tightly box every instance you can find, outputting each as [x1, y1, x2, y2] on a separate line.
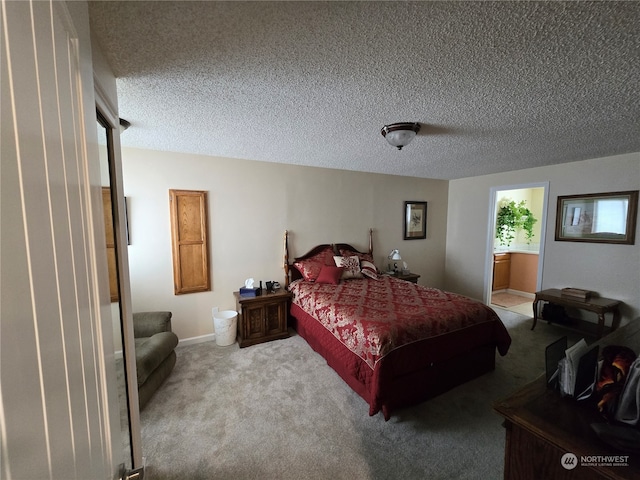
[561, 453, 578, 470]
[561, 452, 630, 470]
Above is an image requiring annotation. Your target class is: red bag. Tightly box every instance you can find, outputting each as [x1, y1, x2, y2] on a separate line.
[595, 345, 637, 419]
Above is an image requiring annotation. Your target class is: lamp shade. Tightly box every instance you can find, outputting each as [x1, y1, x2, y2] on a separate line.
[388, 249, 402, 260]
[381, 122, 420, 150]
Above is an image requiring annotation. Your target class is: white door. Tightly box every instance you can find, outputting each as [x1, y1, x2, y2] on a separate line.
[1, 1, 124, 478]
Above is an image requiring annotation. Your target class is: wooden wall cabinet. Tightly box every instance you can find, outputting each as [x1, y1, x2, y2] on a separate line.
[234, 291, 291, 348]
[492, 253, 511, 291]
[169, 189, 210, 295]
[102, 187, 119, 302]
[509, 253, 538, 293]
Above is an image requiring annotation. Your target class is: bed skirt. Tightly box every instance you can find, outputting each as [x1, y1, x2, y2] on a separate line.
[290, 303, 503, 420]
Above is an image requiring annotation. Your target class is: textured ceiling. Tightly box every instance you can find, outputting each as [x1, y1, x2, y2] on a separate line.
[89, 1, 640, 180]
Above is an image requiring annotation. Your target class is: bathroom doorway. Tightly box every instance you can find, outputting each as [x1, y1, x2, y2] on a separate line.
[485, 182, 549, 316]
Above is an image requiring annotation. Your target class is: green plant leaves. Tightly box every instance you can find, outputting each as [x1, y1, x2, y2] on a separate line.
[496, 200, 537, 247]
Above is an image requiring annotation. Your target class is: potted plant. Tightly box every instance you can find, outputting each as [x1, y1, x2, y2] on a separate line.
[496, 199, 537, 247]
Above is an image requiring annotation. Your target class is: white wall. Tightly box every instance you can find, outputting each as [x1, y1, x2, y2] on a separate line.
[122, 147, 449, 340]
[446, 153, 640, 324]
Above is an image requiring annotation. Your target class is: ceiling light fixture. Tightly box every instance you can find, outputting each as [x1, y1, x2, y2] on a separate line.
[381, 122, 420, 150]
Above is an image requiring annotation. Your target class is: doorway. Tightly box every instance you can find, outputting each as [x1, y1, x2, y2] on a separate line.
[485, 182, 549, 316]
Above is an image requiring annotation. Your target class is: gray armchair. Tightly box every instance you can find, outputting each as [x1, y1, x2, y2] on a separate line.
[133, 311, 178, 409]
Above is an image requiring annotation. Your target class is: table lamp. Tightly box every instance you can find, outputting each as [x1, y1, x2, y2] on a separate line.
[388, 249, 402, 273]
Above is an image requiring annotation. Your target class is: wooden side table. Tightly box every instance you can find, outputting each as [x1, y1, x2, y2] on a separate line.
[532, 288, 621, 339]
[234, 289, 291, 348]
[393, 272, 420, 283]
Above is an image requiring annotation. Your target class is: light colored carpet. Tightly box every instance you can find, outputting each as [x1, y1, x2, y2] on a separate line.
[139, 310, 581, 480]
[507, 302, 534, 317]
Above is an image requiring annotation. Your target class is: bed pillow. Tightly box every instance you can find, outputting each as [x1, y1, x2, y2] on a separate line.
[360, 260, 380, 280]
[333, 255, 363, 279]
[293, 246, 334, 282]
[316, 265, 344, 285]
[339, 248, 375, 268]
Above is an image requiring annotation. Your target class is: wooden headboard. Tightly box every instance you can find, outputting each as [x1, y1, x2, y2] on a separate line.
[283, 229, 373, 287]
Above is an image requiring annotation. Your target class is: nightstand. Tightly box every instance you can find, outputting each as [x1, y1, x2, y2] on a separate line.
[234, 289, 291, 348]
[394, 272, 420, 283]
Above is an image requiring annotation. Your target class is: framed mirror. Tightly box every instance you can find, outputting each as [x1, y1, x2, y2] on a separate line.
[97, 112, 133, 470]
[555, 190, 638, 244]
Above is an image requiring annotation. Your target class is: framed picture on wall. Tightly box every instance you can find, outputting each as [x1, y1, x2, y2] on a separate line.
[404, 201, 427, 240]
[555, 190, 638, 244]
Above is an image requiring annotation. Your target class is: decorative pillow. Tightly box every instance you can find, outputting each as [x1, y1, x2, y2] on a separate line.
[333, 255, 363, 279]
[316, 265, 344, 285]
[339, 249, 375, 268]
[293, 246, 334, 282]
[360, 260, 380, 280]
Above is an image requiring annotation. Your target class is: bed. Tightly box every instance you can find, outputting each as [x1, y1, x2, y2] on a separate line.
[283, 230, 511, 420]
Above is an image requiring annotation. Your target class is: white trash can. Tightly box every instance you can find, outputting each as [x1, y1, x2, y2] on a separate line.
[213, 310, 237, 347]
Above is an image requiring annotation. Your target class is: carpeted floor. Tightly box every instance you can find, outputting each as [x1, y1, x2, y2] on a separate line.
[138, 309, 581, 480]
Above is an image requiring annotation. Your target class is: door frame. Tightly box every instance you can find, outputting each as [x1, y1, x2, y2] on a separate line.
[483, 181, 550, 306]
[95, 81, 143, 468]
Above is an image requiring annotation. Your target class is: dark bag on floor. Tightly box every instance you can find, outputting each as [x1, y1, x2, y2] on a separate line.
[542, 303, 568, 324]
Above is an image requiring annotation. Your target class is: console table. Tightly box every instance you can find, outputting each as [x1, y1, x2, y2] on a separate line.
[532, 289, 622, 339]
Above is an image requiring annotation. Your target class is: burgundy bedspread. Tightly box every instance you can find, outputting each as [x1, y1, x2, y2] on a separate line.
[289, 276, 511, 368]
[288, 276, 512, 418]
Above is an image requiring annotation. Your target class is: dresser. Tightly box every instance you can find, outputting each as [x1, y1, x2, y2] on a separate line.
[494, 320, 640, 479]
[234, 290, 291, 348]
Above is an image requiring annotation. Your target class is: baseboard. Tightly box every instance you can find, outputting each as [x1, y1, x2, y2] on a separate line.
[178, 333, 216, 347]
[506, 289, 535, 299]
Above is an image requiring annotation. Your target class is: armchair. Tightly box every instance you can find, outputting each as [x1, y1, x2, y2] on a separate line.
[133, 311, 178, 409]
